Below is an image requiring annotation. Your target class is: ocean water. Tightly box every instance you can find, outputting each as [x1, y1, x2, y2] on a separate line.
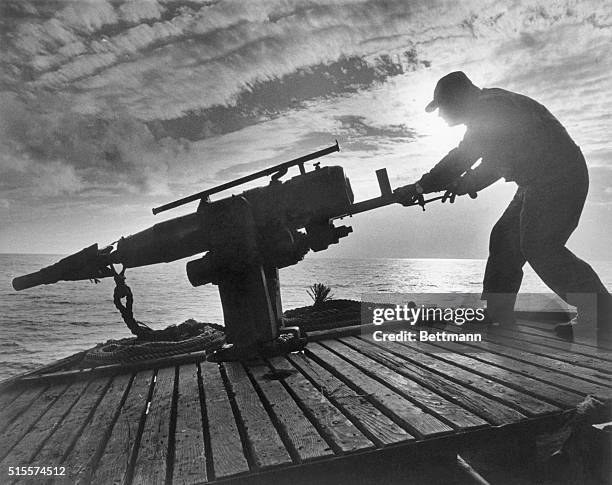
[1, 254, 611, 381]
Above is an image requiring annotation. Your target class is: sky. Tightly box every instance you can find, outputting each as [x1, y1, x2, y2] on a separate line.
[0, 0, 610, 261]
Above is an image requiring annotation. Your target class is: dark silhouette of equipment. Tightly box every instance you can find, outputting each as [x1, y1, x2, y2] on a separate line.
[12, 142, 442, 360]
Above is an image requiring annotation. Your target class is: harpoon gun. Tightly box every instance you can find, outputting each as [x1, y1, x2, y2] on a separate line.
[12, 142, 440, 360]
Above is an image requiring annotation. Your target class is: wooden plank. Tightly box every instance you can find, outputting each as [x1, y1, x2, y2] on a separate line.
[132, 367, 176, 485]
[442, 326, 611, 387]
[517, 320, 567, 332]
[416, 339, 585, 408]
[0, 387, 23, 409]
[0, 383, 67, 460]
[516, 323, 584, 341]
[200, 362, 249, 479]
[287, 352, 413, 446]
[172, 364, 207, 485]
[500, 325, 612, 362]
[348, 336, 526, 425]
[307, 342, 452, 438]
[516, 320, 612, 350]
[223, 362, 292, 470]
[361, 337, 559, 417]
[0, 381, 88, 467]
[323, 339, 488, 431]
[514, 323, 598, 348]
[0, 385, 47, 430]
[30, 377, 110, 465]
[489, 332, 612, 373]
[267, 356, 374, 454]
[90, 370, 153, 485]
[424, 338, 612, 399]
[248, 361, 334, 462]
[16, 349, 215, 386]
[62, 374, 132, 484]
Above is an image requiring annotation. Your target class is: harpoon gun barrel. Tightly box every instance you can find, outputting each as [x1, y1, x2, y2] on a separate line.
[12, 244, 115, 291]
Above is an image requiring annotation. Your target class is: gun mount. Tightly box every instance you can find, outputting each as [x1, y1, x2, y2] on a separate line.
[12, 142, 437, 361]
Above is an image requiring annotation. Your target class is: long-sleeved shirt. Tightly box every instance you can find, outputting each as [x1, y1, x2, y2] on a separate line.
[418, 88, 584, 192]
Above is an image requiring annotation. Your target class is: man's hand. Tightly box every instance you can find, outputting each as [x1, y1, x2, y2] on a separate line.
[442, 176, 478, 203]
[393, 184, 420, 206]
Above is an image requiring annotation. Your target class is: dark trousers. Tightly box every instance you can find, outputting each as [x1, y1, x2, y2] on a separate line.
[482, 164, 610, 327]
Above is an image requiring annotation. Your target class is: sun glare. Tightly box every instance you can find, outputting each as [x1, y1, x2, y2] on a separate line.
[397, 71, 467, 154]
[422, 115, 467, 152]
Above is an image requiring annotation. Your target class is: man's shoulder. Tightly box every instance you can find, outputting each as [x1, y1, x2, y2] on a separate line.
[476, 88, 540, 111]
[470, 88, 548, 125]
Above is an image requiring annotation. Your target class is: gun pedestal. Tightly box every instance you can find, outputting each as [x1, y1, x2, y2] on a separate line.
[187, 196, 308, 361]
[210, 264, 306, 361]
[217, 265, 279, 349]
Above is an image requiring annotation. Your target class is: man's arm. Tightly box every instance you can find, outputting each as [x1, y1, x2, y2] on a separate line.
[417, 132, 481, 193]
[441, 163, 502, 203]
[393, 128, 484, 205]
[454, 163, 502, 194]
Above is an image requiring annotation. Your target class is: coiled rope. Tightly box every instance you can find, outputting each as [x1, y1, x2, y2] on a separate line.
[81, 267, 225, 365]
[82, 324, 225, 364]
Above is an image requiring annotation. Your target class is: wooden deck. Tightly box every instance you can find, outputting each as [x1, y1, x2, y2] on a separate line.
[0, 318, 610, 484]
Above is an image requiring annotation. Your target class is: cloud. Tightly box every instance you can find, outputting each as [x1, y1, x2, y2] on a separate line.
[3, 1, 440, 118]
[0, 92, 187, 196]
[0, 0, 437, 202]
[332, 115, 417, 150]
[118, 0, 164, 24]
[4, 1, 606, 133]
[35, 161, 83, 196]
[152, 52, 427, 141]
[586, 167, 612, 205]
[0, 151, 83, 198]
[213, 114, 417, 181]
[1, 0, 611, 257]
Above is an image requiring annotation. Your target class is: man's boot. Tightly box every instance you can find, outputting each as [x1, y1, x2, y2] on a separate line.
[484, 293, 518, 328]
[554, 320, 574, 340]
[555, 293, 610, 343]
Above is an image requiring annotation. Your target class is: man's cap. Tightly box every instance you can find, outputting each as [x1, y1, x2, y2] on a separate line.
[425, 71, 476, 113]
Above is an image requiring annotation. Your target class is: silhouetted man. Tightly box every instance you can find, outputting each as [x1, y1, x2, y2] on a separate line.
[395, 71, 610, 340]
